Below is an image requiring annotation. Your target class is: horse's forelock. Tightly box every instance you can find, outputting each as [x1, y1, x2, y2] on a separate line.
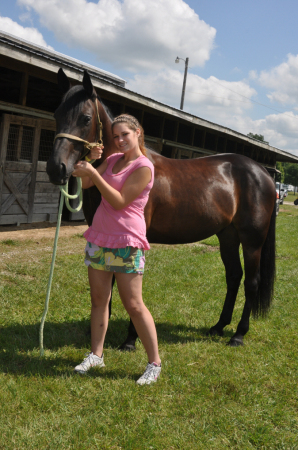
[56, 84, 114, 129]
[58, 86, 91, 121]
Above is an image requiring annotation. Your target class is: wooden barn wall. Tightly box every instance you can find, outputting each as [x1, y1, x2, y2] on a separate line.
[0, 113, 60, 225]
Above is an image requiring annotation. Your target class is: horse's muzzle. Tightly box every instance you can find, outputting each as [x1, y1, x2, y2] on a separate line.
[46, 158, 69, 185]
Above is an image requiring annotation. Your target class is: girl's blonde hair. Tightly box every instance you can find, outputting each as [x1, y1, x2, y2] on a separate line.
[111, 114, 147, 156]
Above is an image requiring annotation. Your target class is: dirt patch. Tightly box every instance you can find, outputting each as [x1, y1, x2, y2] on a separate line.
[284, 201, 298, 206]
[0, 221, 88, 241]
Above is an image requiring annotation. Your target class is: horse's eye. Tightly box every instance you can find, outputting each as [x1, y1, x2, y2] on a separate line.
[84, 116, 91, 125]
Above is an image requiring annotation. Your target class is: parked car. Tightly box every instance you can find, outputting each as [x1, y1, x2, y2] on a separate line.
[276, 182, 285, 205]
[276, 191, 280, 215]
[281, 183, 288, 198]
[280, 187, 286, 202]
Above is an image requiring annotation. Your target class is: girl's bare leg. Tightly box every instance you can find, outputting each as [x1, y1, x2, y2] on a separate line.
[115, 272, 161, 365]
[88, 267, 113, 357]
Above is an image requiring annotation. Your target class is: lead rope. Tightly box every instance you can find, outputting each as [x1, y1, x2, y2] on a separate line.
[39, 179, 85, 356]
[39, 99, 102, 356]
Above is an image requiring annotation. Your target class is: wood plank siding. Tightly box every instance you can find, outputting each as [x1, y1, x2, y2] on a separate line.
[0, 114, 59, 225]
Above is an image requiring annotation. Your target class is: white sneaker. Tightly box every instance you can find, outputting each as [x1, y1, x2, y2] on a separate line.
[74, 352, 105, 374]
[136, 362, 161, 385]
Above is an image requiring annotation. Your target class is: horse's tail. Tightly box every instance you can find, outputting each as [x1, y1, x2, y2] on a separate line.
[252, 207, 276, 318]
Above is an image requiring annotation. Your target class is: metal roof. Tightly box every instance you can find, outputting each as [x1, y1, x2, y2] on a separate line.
[0, 30, 125, 88]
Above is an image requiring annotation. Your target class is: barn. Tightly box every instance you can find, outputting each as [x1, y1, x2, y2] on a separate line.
[1, 30, 298, 226]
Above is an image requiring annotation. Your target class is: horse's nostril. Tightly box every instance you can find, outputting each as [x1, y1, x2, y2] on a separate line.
[60, 162, 66, 178]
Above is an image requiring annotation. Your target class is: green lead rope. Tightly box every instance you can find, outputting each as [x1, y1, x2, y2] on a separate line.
[39, 178, 83, 356]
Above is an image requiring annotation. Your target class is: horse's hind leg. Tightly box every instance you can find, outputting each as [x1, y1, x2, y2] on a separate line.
[208, 225, 243, 338]
[228, 245, 262, 346]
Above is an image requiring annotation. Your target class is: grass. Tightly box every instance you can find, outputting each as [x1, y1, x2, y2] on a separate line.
[1, 206, 298, 449]
[284, 191, 298, 203]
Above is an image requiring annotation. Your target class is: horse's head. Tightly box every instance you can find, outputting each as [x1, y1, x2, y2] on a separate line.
[46, 69, 103, 185]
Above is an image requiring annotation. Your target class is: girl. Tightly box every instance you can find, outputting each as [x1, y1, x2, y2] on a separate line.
[72, 114, 161, 385]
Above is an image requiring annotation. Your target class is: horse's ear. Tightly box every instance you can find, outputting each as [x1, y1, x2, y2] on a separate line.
[83, 70, 97, 100]
[57, 68, 71, 94]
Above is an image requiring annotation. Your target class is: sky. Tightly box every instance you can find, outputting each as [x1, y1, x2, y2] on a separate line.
[1, 0, 298, 155]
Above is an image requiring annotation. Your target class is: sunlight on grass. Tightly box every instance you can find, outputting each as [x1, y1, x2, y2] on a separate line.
[1, 239, 19, 246]
[1, 210, 298, 449]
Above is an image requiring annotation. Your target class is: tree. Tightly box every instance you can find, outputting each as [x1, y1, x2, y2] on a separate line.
[276, 162, 285, 183]
[247, 133, 269, 144]
[284, 163, 298, 187]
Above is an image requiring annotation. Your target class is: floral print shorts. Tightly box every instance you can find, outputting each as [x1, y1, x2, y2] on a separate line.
[84, 242, 145, 274]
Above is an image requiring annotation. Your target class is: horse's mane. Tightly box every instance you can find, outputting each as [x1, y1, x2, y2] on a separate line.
[99, 100, 114, 123]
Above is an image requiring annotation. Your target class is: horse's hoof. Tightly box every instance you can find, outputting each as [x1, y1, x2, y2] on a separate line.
[228, 338, 244, 347]
[118, 342, 136, 352]
[207, 326, 224, 337]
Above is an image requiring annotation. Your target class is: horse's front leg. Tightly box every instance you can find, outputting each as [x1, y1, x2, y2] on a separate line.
[118, 319, 138, 351]
[208, 227, 243, 340]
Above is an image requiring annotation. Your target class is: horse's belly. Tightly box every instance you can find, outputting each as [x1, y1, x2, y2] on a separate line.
[147, 217, 224, 245]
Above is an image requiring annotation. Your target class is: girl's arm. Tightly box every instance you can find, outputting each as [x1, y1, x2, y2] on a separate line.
[78, 145, 106, 189]
[72, 162, 152, 210]
[80, 159, 108, 189]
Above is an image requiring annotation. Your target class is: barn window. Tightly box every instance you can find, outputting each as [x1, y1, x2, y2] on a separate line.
[205, 133, 217, 151]
[143, 112, 162, 137]
[26, 76, 61, 112]
[39, 129, 56, 162]
[6, 124, 34, 162]
[0, 67, 22, 104]
[193, 128, 204, 147]
[124, 106, 143, 124]
[177, 123, 192, 145]
[101, 98, 123, 118]
[217, 136, 226, 152]
[163, 119, 177, 140]
[226, 140, 236, 153]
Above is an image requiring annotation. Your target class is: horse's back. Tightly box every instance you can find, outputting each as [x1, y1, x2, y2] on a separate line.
[145, 151, 275, 244]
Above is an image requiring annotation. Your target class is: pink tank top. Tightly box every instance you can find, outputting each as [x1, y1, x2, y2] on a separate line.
[83, 153, 154, 250]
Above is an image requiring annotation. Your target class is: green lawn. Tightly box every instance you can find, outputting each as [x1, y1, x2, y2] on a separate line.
[1, 204, 298, 449]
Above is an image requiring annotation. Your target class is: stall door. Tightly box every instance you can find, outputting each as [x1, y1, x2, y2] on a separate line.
[0, 114, 59, 225]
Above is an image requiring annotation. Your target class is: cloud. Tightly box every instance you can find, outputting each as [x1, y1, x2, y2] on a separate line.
[17, 0, 216, 72]
[127, 69, 298, 154]
[221, 112, 298, 155]
[0, 16, 52, 49]
[258, 54, 298, 105]
[127, 70, 256, 119]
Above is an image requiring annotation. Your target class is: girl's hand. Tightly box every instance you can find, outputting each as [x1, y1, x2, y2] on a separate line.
[72, 161, 94, 178]
[86, 145, 104, 161]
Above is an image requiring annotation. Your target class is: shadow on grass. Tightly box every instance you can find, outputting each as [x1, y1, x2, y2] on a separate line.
[0, 318, 230, 377]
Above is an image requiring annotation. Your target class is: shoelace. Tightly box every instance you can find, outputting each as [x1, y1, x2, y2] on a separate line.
[142, 364, 156, 379]
[81, 353, 94, 367]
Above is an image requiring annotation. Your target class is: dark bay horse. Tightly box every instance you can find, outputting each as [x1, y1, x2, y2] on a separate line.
[47, 69, 276, 347]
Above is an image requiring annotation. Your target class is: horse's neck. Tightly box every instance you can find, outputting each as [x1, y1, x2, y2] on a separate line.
[98, 101, 117, 159]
